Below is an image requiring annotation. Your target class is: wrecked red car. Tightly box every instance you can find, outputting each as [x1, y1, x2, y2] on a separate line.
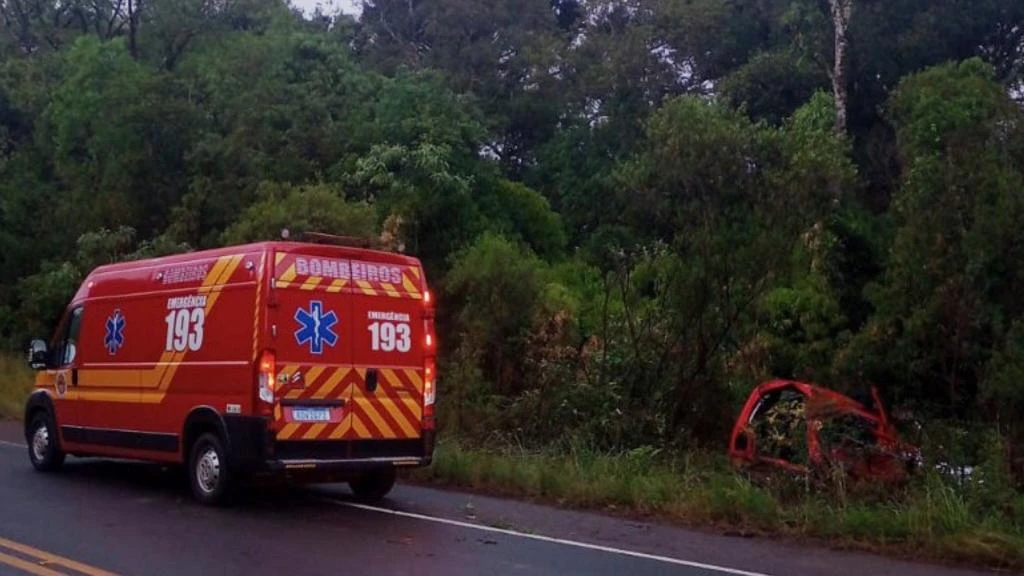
[728, 380, 919, 483]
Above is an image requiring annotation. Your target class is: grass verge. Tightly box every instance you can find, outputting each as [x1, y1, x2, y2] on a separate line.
[405, 439, 1024, 572]
[0, 353, 33, 420]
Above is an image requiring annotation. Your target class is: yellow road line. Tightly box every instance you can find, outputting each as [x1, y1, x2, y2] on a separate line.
[0, 550, 65, 576]
[0, 537, 119, 576]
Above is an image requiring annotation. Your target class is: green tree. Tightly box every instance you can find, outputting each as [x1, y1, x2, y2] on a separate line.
[44, 36, 198, 237]
[845, 59, 1024, 417]
[221, 182, 377, 244]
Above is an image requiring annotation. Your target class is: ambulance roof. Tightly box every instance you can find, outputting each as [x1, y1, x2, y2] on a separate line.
[74, 241, 422, 302]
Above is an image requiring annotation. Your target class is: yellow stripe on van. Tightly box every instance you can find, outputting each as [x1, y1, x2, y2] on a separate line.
[312, 369, 348, 399]
[351, 414, 372, 438]
[400, 396, 423, 420]
[303, 423, 327, 440]
[253, 252, 266, 361]
[158, 255, 243, 394]
[357, 397, 397, 438]
[280, 264, 297, 283]
[382, 401, 418, 437]
[405, 369, 423, 393]
[278, 423, 300, 440]
[380, 282, 402, 298]
[329, 418, 352, 439]
[401, 276, 421, 298]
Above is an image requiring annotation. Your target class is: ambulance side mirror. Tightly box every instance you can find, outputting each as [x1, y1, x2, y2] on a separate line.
[28, 339, 49, 371]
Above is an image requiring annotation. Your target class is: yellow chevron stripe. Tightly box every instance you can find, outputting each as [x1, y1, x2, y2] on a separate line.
[280, 264, 297, 283]
[278, 423, 300, 440]
[329, 418, 352, 439]
[408, 267, 421, 279]
[203, 256, 233, 288]
[381, 401, 417, 437]
[356, 281, 377, 296]
[400, 395, 423, 420]
[303, 365, 327, 389]
[300, 277, 322, 291]
[405, 369, 423, 392]
[380, 282, 402, 298]
[326, 279, 347, 293]
[401, 276, 421, 298]
[351, 413, 372, 438]
[303, 423, 327, 440]
[312, 368, 348, 399]
[276, 253, 286, 265]
[379, 368, 401, 390]
[358, 398, 397, 438]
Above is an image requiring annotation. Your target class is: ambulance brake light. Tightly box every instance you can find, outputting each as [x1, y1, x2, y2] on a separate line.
[258, 350, 276, 405]
[424, 358, 436, 410]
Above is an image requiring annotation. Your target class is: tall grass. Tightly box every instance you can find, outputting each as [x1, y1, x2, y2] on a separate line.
[0, 353, 33, 420]
[408, 439, 1024, 571]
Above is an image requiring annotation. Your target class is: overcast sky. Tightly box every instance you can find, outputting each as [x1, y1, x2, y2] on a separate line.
[291, 0, 362, 16]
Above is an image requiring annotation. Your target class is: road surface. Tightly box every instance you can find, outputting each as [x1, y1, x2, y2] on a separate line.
[0, 422, 1006, 576]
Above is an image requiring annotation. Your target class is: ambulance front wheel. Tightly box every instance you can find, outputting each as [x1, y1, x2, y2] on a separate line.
[188, 432, 234, 506]
[349, 466, 396, 502]
[27, 411, 65, 472]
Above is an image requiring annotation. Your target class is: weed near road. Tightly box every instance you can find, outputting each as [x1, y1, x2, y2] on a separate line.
[0, 354, 33, 420]
[407, 440, 1024, 572]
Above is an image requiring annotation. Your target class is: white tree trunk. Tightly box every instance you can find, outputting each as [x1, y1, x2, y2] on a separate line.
[830, 0, 853, 135]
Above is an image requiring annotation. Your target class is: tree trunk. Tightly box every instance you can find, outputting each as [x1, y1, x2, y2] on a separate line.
[127, 0, 139, 59]
[829, 0, 853, 135]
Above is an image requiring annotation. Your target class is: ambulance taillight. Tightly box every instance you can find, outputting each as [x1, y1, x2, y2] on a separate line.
[258, 350, 276, 411]
[423, 357, 436, 430]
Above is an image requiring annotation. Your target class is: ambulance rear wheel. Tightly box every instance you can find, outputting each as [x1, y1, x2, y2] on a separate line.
[27, 411, 64, 472]
[349, 466, 396, 502]
[189, 433, 233, 506]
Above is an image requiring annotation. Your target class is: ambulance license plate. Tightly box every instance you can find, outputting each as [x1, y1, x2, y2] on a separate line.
[291, 407, 331, 422]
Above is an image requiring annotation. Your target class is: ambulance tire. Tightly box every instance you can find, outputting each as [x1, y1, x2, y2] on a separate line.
[349, 466, 397, 502]
[27, 411, 65, 472]
[188, 432, 234, 506]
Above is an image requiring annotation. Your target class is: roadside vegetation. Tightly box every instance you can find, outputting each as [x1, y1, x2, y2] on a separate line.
[409, 439, 1024, 570]
[0, 354, 32, 421]
[1, 0, 1023, 570]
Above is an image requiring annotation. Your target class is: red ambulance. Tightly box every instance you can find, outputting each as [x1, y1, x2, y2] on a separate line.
[23, 236, 437, 505]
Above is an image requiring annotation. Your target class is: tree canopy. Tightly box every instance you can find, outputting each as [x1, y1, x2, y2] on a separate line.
[1, 0, 1022, 452]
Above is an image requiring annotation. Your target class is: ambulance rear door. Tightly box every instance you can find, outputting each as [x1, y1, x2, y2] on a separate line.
[269, 249, 356, 443]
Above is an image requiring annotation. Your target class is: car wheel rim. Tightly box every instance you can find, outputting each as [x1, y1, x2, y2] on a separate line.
[32, 424, 49, 463]
[196, 448, 221, 494]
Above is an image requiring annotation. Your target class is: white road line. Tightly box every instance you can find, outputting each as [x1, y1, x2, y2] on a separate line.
[329, 499, 772, 576]
[0, 437, 770, 576]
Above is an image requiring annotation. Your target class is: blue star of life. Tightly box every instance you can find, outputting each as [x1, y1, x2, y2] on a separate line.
[104, 309, 126, 355]
[294, 301, 339, 355]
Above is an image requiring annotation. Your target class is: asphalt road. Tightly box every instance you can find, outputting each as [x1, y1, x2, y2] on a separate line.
[0, 422, 1008, 576]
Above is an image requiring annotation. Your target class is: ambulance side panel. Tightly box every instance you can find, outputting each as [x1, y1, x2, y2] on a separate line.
[59, 249, 266, 463]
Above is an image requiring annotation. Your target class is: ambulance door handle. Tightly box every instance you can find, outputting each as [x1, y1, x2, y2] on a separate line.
[366, 368, 378, 394]
[71, 368, 78, 387]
